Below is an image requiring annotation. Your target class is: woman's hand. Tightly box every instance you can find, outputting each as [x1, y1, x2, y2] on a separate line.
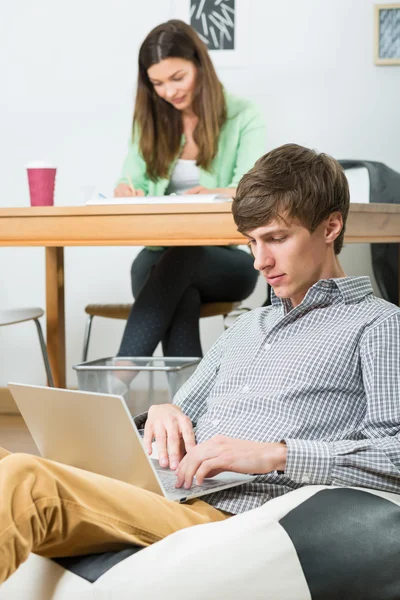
[143, 404, 196, 470]
[185, 186, 236, 197]
[114, 183, 145, 197]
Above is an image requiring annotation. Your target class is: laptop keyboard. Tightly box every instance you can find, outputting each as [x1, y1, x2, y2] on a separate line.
[157, 469, 228, 495]
[149, 459, 242, 497]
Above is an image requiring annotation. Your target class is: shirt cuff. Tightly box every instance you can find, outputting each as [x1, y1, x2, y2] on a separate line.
[283, 438, 333, 485]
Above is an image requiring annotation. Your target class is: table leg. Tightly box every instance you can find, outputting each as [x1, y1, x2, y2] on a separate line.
[45, 247, 66, 388]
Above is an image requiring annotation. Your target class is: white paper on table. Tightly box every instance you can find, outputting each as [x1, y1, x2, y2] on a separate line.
[85, 194, 232, 206]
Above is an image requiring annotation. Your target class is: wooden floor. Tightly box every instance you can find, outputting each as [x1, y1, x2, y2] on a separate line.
[0, 415, 39, 454]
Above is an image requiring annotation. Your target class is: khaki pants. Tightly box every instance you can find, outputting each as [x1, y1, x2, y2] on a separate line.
[0, 446, 230, 583]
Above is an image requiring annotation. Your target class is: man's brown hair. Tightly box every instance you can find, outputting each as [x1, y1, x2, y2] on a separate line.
[232, 144, 350, 254]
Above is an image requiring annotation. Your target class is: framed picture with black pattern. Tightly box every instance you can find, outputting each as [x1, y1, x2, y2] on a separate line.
[171, 0, 249, 66]
[190, 0, 235, 50]
[374, 3, 400, 65]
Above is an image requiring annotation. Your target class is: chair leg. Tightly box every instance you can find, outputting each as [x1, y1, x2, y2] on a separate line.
[148, 370, 155, 406]
[82, 315, 94, 362]
[33, 319, 55, 388]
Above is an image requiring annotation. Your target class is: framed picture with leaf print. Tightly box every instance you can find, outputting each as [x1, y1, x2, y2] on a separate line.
[374, 3, 400, 65]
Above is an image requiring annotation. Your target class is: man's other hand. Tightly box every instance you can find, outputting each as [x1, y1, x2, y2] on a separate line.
[143, 404, 196, 471]
[175, 436, 287, 489]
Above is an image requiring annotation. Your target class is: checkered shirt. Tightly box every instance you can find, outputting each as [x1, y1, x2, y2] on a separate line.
[173, 276, 400, 515]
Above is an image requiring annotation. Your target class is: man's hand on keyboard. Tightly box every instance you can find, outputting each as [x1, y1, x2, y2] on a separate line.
[174, 435, 287, 489]
[143, 404, 196, 471]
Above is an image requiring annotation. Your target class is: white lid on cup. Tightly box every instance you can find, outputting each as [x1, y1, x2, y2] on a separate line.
[26, 161, 56, 169]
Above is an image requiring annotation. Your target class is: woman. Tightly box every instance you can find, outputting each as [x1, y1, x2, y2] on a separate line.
[115, 19, 265, 359]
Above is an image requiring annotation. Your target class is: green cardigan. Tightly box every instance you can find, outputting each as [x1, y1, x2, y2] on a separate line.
[117, 92, 266, 195]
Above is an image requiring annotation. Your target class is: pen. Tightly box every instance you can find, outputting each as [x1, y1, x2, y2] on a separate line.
[126, 174, 136, 195]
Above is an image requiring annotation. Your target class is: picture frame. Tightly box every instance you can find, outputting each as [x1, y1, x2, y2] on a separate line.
[171, 0, 250, 68]
[189, 0, 235, 51]
[374, 3, 400, 65]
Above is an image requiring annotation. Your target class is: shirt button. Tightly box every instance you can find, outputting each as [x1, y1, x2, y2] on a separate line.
[241, 384, 250, 393]
[265, 343, 271, 350]
[301, 474, 311, 484]
[212, 418, 220, 426]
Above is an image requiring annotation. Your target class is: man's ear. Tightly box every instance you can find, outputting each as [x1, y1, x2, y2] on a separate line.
[325, 212, 343, 245]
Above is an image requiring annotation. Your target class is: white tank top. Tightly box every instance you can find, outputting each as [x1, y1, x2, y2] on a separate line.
[166, 159, 200, 195]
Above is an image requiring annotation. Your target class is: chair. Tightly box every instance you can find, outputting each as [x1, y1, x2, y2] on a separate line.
[2, 485, 400, 599]
[82, 301, 241, 362]
[0, 308, 54, 387]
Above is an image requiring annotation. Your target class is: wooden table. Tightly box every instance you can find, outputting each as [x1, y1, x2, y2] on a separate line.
[1, 202, 400, 388]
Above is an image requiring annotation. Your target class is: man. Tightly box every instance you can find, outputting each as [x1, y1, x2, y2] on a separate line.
[1, 143, 399, 582]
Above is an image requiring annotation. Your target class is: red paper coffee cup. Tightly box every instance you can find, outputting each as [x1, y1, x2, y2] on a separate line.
[26, 162, 57, 206]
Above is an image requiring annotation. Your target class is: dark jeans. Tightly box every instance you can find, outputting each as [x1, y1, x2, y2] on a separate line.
[117, 246, 258, 358]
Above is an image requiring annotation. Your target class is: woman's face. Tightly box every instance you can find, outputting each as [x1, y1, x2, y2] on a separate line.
[147, 58, 197, 111]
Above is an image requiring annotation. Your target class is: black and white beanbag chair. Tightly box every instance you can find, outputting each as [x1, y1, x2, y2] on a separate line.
[1, 485, 400, 600]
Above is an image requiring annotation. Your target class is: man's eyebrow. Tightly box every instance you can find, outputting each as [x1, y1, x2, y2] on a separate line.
[243, 228, 289, 239]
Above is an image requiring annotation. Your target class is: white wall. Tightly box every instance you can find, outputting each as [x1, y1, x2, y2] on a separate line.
[0, 0, 399, 387]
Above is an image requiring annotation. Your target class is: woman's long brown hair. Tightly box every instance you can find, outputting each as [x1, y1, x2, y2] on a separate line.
[133, 20, 227, 181]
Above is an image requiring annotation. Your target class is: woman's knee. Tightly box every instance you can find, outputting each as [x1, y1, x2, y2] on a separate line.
[130, 250, 163, 296]
[155, 247, 206, 276]
[131, 263, 148, 297]
[164, 246, 205, 261]
[132, 247, 206, 293]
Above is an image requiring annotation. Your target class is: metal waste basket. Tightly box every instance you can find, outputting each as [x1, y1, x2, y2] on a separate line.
[73, 356, 200, 415]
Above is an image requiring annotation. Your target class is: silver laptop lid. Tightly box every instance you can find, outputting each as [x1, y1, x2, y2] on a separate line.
[8, 383, 255, 502]
[8, 383, 165, 496]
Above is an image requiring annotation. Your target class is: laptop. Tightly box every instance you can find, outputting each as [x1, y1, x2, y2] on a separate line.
[8, 383, 255, 503]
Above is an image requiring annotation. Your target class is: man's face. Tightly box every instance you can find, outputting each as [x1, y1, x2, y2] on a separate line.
[244, 216, 341, 307]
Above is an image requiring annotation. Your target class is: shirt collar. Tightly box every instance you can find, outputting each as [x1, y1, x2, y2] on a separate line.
[271, 276, 374, 311]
